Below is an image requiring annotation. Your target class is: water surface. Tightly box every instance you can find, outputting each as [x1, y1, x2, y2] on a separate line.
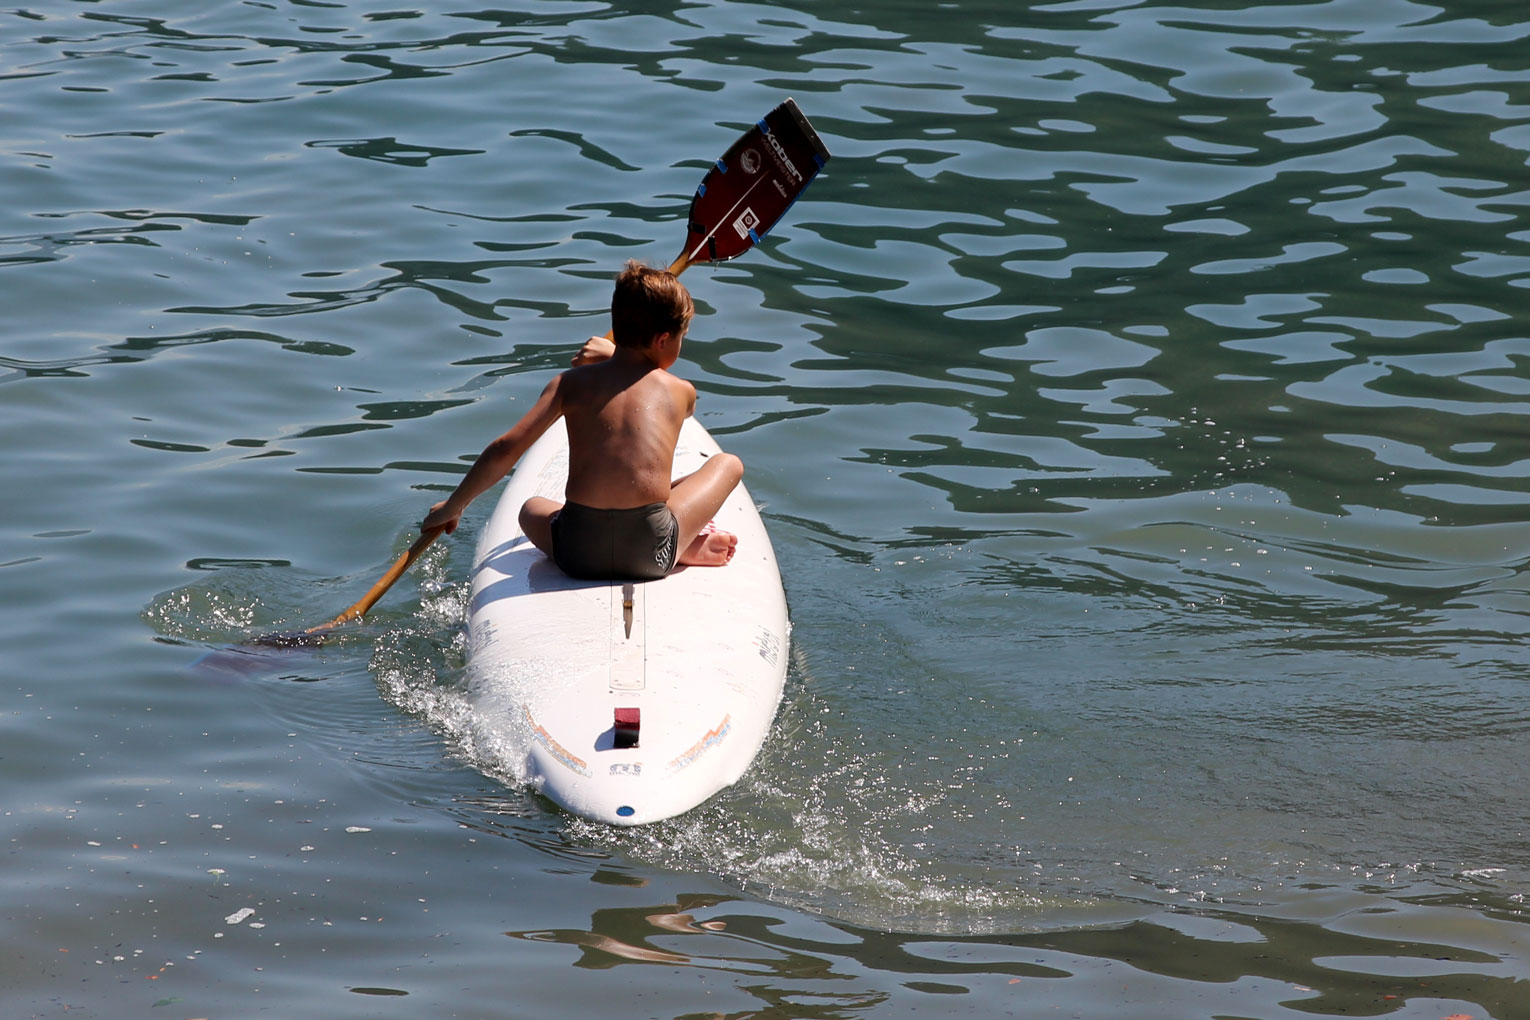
[4, 0, 1529, 1016]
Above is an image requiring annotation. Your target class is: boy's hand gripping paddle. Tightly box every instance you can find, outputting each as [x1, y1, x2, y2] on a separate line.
[260, 99, 831, 645]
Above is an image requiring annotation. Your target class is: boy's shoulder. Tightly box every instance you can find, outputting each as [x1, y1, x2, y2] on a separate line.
[558, 358, 691, 400]
[653, 365, 696, 400]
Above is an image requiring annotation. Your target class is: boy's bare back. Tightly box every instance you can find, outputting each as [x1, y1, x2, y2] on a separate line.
[423, 260, 741, 579]
[560, 352, 695, 510]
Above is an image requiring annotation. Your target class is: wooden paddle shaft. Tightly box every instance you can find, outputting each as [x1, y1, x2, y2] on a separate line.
[305, 529, 441, 635]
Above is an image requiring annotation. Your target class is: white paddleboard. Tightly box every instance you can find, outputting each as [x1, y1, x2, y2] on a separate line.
[466, 416, 789, 826]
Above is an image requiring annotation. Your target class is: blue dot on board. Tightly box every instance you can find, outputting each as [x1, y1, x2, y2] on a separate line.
[616, 806, 635, 817]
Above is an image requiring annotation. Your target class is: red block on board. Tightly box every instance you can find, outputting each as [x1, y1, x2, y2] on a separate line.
[614, 708, 640, 749]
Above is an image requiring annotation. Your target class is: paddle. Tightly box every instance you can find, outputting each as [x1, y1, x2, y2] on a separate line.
[265, 99, 830, 645]
[578, 97, 830, 357]
[667, 97, 830, 274]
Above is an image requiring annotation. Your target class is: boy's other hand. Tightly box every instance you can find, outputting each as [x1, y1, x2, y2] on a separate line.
[422, 500, 460, 535]
[571, 335, 615, 366]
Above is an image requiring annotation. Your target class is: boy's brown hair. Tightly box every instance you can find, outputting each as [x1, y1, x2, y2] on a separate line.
[610, 260, 694, 349]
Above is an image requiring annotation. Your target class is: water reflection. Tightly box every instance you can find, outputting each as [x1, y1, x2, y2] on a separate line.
[505, 888, 1526, 1019]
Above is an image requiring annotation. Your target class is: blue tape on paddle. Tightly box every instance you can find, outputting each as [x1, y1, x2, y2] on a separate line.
[714, 158, 727, 173]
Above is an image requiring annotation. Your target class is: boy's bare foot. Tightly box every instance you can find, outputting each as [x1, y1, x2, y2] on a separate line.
[678, 528, 737, 567]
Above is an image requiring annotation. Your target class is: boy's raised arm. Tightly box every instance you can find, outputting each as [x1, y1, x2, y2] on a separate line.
[570, 335, 615, 366]
[422, 375, 566, 535]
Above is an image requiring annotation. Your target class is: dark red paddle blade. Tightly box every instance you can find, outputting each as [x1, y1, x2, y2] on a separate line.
[678, 98, 830, 268]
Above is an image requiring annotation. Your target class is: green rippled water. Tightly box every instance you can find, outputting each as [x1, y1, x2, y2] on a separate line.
[5, 1, 1529, 1016]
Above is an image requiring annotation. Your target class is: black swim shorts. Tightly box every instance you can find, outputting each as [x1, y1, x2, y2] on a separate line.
[550, 500, 679, 580]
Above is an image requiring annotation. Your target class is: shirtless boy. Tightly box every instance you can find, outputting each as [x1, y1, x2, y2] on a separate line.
[420, 261, 739, 579]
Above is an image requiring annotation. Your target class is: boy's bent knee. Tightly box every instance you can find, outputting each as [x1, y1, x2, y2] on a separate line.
[519, 497, 558, 532]
[714, 452, 744, 483]
[518, 497, 559, 556]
